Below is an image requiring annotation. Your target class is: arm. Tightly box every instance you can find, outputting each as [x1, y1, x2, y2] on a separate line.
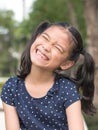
[66, 100, 84, 130]
[3, 102, 20, 130]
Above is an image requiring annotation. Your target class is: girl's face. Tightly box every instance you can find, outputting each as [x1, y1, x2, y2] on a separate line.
[30, 26, 74, 71]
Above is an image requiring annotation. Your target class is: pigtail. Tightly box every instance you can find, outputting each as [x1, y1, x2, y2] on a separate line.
[53, 23, 96, 115]
[75, 51, 96, 115]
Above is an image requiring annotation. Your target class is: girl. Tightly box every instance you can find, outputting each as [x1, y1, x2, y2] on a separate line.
[1, 21, 96, 130]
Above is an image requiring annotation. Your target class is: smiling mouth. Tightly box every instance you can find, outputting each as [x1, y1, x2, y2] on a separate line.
[36, 49, 49, 60]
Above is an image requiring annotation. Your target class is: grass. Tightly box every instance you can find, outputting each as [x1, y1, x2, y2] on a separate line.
[84, 113, 98, 130]
[0, 77, 8, 93]
[83, 106, 98, 130]
[0, 82, 4, 94]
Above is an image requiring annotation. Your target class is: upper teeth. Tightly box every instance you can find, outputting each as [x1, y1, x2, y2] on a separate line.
[37, 50, 48, 60]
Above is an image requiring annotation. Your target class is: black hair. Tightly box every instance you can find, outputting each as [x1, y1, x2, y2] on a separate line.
[17, 21, 96, 115]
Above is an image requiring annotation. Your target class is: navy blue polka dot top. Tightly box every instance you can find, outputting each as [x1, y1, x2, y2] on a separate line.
[1, 75, 80, 130]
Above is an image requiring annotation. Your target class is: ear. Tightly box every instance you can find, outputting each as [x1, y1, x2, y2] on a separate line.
[60, 60, 75, 70]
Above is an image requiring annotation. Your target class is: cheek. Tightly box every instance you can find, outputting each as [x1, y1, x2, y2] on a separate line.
[30, 38, 43, 52]
[51, 54, 64, 67]
[30, 44, 34, 55]
[30, 40, 39, 52]
[52, 49, 69, 61]
[30, 43, 37, 59]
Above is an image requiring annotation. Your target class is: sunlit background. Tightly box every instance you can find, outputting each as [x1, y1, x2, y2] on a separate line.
[0, 0, 98, 130]
[0, 0, 34, 22]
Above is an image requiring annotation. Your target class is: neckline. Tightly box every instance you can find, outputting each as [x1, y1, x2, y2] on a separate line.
[21, 76, 59, 100]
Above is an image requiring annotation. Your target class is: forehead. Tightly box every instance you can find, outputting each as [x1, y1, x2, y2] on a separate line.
[43, 26, 71, 43]
[44, 26, 67, 36]
[42, 26, 74, 52]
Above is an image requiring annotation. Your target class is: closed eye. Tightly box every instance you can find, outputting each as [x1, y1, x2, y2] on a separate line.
[41, 34, 49, 41]
[54, 44, 64, 53]
[41, 33, 64, 53]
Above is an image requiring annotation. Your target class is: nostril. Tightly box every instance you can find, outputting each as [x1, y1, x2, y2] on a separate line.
[42, 45, 51, 52]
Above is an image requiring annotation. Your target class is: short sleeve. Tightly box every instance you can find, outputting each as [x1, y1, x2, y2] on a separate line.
[63, 80, 80, 109]
[1, 77, 16, 106]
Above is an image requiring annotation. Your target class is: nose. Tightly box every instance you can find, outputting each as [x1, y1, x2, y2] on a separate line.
[42, 44, 51, 52]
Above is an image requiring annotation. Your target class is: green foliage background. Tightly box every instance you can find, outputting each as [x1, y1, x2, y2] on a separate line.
[0, 0, 97, 129]
[0, 0, 86, 77]
[21, 0, 86, 40]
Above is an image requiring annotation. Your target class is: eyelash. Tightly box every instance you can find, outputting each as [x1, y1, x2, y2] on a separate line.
[54, 45, 63, 53]
[41, 34, 63, 53]
[42, 35, 49, 41]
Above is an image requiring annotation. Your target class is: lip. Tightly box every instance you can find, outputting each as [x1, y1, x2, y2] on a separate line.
[36, 49, 49, 60]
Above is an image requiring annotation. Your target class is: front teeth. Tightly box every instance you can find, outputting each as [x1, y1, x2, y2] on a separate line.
[37, 50, 48, 60]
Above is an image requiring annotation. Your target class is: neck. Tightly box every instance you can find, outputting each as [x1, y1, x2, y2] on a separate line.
[26, 65, 55, 85]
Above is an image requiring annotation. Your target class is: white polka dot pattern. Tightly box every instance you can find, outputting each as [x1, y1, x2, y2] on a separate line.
[1, 76, 80, 130]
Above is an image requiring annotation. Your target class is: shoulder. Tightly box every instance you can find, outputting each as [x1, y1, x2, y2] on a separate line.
[2, 76, 23, 91]
[56, 74, 80, 98]
[4, 76, 21, 84]
[1, 76, 23, 106]
[56, 75, 80, 108]
[56, 74, 77, 90]
[5, 76, 18, 83]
